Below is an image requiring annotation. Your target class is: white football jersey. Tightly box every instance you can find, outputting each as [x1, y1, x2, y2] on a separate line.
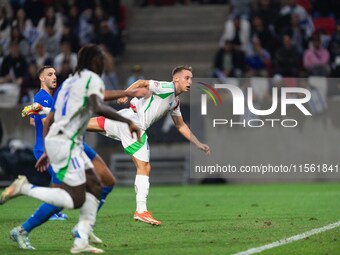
[51, 69, 105, 142]
[131, 80, 181, 130]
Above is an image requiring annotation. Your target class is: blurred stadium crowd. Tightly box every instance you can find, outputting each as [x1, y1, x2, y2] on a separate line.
[0, 0, 125, 104]
[213, 0, 340, 83]
[138, 0, 340, 79]
[0, 0, 340, 104]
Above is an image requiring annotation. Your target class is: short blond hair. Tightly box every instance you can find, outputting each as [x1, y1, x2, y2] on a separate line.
[172, 65, 193, 76]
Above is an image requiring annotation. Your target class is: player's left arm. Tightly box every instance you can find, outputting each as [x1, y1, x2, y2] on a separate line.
[172, 115, 210, 155]
[104, 88, 149, 101]
[117, 80, 150, 104]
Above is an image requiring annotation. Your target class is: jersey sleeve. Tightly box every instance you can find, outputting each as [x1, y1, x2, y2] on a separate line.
[170, 97, 182, 117]
[149, 80, 175, 95]
[87, 74, 105, 100]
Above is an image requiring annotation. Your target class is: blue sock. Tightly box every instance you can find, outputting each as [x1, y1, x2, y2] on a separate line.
[22, 203, 62, 233]
[97, 186, 114, 212]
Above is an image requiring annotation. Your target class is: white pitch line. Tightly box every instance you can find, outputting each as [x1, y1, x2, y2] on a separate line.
[233, 221, 340, 255]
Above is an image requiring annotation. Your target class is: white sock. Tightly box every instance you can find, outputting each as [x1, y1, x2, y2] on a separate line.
[134, 175, 149, 213]
[74, 192, 99, 248]
[21, 184, 74, 209]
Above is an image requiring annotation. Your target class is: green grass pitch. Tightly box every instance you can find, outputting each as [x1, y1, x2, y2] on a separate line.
[1, 183, 340, 255]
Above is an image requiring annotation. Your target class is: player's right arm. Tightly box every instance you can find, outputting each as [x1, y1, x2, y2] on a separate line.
[24, 87, 149, 114]
[126, 80, 150, 90]
[104, 88, 149, 101]
[117, 80, 150, 104]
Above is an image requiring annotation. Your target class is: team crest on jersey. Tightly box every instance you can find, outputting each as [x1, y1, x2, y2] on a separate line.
[154, 81, 160, 87]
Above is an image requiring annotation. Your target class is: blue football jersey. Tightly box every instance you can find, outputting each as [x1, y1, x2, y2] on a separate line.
[32, 89, 53, 152]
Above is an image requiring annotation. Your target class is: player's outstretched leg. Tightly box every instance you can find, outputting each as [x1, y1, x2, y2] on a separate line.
[0, 175, 28, 204]
[0, 175, 75, 209]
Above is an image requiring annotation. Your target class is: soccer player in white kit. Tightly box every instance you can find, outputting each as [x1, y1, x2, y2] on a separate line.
[0, 44, 140, 254]
[87, 66, 211, 225]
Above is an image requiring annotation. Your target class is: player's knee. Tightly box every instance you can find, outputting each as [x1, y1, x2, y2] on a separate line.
[143, 163, 151, 175]
[136, 164, 151, 175]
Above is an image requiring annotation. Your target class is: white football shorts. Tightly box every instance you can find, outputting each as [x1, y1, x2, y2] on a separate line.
[45, 133, 93, 186]
[102, 108, 150, 162]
